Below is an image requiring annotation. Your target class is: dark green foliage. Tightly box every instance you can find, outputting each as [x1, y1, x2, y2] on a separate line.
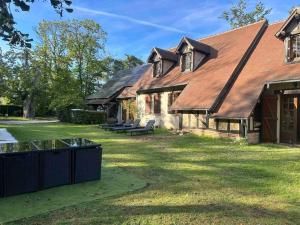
[0, 0, 72, 47]
[58, 109, 106, 124]
[220, 0, 272, 28]
[70, 110, 106, 124]
[56, 108, 73, 123]
[0, 105, 23, 116]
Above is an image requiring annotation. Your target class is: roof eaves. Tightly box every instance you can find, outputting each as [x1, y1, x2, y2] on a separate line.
[275, 8, 300, 39]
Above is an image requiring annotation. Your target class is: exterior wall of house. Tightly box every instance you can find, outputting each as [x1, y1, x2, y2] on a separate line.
[137, 92, 258, 142]
[137, 92, 180, 129]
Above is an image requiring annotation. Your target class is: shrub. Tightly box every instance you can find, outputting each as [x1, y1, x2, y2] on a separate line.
[71, 110, 106, 124]
[57, 108, 73, 123]
[0, 105, 23, 117]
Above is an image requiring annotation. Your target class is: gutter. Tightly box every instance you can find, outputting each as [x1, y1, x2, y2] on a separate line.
[137, 84, 186, 94]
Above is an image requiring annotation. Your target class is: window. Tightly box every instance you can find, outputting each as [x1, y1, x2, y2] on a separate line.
[287, 34, 300, 62]
[145, 94, 161, 114]
[153, 61, 162, 77]
[290, 34, 300, 61]
[145, 94, 152, 114]
[153, 93, 161, 114]
[282, 96, 296, 131]
[168, 91, 181, 112]
[181, 52, 192, 71]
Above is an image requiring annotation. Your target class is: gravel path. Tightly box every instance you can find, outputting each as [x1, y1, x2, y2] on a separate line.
[0, 120, 59, 125]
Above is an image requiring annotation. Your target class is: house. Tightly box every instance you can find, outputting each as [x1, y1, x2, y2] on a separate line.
[85, 64, 150, 122]
[132, 9, 300, 144]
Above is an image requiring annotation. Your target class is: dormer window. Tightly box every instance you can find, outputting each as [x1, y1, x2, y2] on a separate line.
[290, 34, 300, 62]
[276, 8, 300, 63]
[176, 37, 211, 72]
[181, 52, 192, 72]
[153, 61, 162, 77]
[148, 47, 178, 77]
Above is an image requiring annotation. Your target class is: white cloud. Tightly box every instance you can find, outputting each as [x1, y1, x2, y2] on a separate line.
[73, 5, 188, 34]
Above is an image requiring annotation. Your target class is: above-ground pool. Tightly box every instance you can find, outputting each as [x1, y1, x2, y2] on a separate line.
[0, 138, 102, 197]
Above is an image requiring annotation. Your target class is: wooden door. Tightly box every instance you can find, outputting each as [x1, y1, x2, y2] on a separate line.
[262, 95, 278, 142]
[280, 96, 298, 144]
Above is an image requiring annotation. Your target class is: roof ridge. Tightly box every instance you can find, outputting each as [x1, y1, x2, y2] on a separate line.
[197, 19, 267, 41]
[168, 19, 266, 51]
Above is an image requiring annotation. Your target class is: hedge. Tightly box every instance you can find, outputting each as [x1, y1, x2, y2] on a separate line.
[58, 109, 106, 124]
[0, 105, 23, 117]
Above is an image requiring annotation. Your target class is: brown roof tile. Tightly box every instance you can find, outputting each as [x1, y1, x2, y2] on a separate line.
[171, 20, 267, 110]
[215, 22, 300, 118]
[136, 21, 267, 102]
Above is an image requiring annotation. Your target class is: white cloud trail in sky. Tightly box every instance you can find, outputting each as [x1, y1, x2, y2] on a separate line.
[74, 5, 187, 34]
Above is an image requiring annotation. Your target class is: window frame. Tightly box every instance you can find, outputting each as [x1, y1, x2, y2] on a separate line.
[153, 93, 161, 114]
[153, 60, 162, 77]
[181, 52, 193, 72]
[287, 34, 300, 63]
[168, 91, 181, 113]
[145, 94, 152, 114]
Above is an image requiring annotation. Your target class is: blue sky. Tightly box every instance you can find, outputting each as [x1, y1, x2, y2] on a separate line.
[1, 0, 299, 61]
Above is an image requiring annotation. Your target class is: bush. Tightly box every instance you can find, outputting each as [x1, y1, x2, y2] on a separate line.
[58, 109, 106, 124]
[71, 110, 106, 124]
[0, 105, 23, 117]
[57, 108, 73, 123]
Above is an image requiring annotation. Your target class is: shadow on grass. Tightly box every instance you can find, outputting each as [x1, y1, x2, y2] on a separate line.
[0, 162, 146, 224]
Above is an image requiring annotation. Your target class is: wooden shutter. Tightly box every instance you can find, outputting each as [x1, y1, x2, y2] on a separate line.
[154, 93, 161, 114]
[145, 94, 152, 114]
[168, 93, 173, 111]
[262, 95, 278, 143]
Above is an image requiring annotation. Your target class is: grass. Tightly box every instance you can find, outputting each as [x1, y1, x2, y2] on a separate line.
[0, 162, 145, 224]
[1, 123, 300, 224]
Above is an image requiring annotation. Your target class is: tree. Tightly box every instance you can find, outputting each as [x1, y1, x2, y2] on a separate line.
[0, 0, 73, 48]
[122, 54, 144, 69]
[36, 19, 107, 99]
[220, 0, 272, 28]
[1, 48, 45, 118]
[65, 19, 107, 97]
[103, 54, 144, 79]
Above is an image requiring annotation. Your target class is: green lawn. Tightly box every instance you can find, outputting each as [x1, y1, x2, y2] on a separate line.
[1, 123, 300, 225]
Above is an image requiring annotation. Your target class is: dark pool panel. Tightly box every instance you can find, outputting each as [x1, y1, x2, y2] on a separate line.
[0, 138, 102, 197]
[2, 152, 39, 197]
[74, 147, 102, 183]
[40, 149, 71, 189]
[0, 157, 3, 197]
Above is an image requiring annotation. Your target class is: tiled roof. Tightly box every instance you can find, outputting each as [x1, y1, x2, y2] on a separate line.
[117, 86, 136, 99]
[177, 37, 211, 54]
[215, 21, 300, 118]
[86, 64, 150, 100]
[148, 47, 178, 63]
[169, 20, 267, 110]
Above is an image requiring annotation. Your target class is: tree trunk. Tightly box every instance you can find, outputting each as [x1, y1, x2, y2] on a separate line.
[23, 95, 35, 119]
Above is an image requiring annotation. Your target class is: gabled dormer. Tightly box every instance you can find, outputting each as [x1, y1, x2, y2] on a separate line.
[148, 47, 178, 78]
[176, 37, 211, 72]
[276, 8, 300, 63]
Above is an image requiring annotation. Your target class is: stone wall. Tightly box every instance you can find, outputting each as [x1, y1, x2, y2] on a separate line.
[137, 92, 179, 129]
